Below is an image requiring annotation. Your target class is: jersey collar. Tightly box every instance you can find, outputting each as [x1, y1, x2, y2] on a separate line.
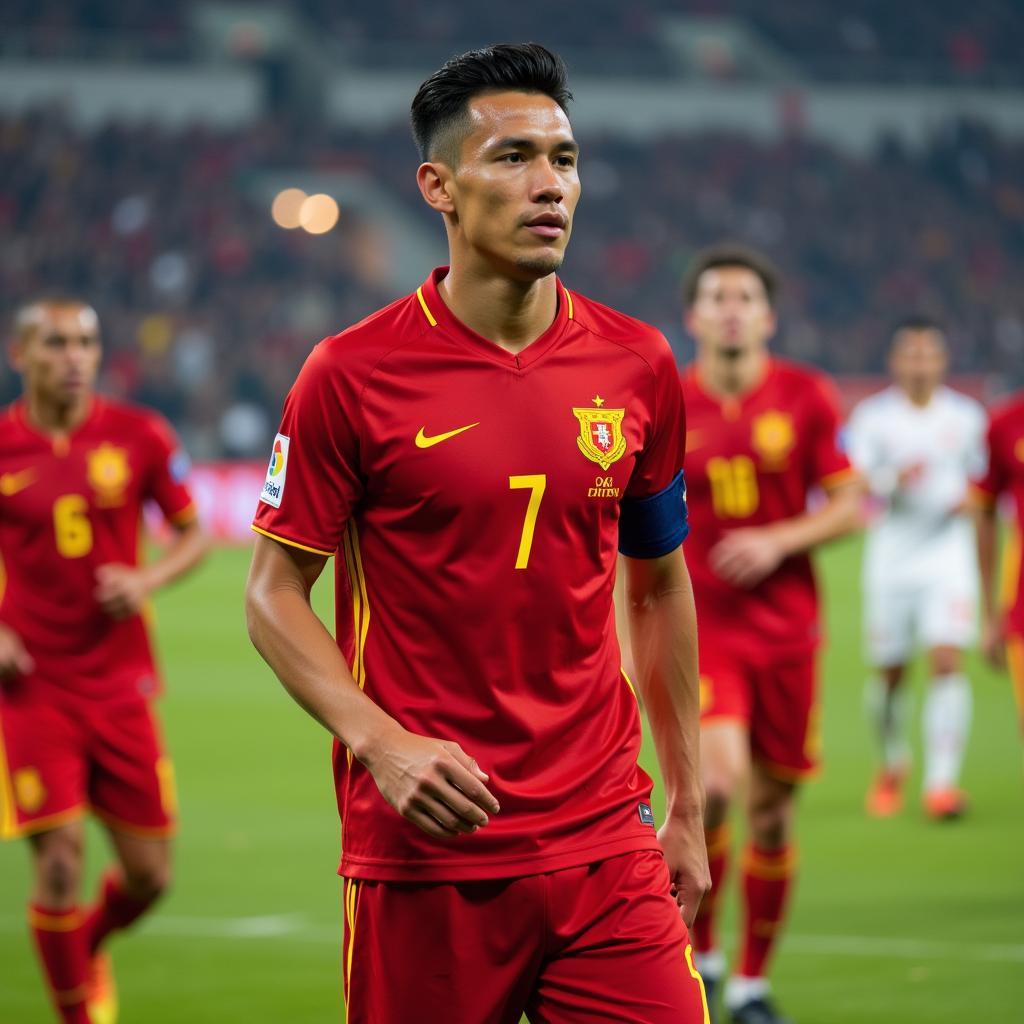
[416, 266, 574, 371]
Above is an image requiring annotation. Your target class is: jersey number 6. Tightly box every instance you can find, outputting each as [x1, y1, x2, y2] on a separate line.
[53, 494, 94, 559]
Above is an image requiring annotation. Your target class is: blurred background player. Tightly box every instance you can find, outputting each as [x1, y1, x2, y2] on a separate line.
[680, 245, 862, 1024]
[846, 318, 986, 820]
[0, 300, 207, 1024]
[974, 389, 1024, 747]
[246, 45, 709, 1024]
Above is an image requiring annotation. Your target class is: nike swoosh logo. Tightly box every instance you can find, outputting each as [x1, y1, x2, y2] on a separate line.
[415, 422, 480, 449]
[0, 469, 38, 496]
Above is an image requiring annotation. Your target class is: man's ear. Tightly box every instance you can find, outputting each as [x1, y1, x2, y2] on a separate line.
[416, 161, 456, 216]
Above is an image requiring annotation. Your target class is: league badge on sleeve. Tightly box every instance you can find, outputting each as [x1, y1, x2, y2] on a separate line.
[573, 397, 626, 471]
[260, 433, 290, 508]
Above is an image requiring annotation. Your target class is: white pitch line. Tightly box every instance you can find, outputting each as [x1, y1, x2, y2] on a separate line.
[0, 915, 1021, 963]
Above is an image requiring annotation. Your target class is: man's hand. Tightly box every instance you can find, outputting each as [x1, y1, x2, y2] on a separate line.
[94, 563, 154, 619]
[710, 527, 785, 589]
[0, 623, 34, 680]
[360, 726, 501, 840]
[658, 812, 711, 929]
[981, 616, 1006, 669]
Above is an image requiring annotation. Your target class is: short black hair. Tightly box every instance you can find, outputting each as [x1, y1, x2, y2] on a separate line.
[682, 243, 780, 309]
[890, 314, 946, 343]
[410, 42, 573, 165]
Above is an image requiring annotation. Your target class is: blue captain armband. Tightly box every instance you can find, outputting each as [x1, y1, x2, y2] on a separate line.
[618, 469, 689, 558]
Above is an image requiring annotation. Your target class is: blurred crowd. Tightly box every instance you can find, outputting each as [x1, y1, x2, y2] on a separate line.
[4, 0, 1023, 84]
[2, 110, 1022, 457]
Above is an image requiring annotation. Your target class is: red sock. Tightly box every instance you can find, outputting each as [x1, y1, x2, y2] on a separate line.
[28, 903, 93, 1023]
[693, 823, 731, 953]
[84, 870, 157, 954]
[739, 844, 797, 977]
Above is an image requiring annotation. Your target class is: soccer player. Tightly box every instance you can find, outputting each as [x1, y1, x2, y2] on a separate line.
[0, 299, 207, 1024]
[974, 390, 1024, 742]
[680, 245, 862, 1024]
[246, 44, 710, 1023]
[846, 319, 986, 819]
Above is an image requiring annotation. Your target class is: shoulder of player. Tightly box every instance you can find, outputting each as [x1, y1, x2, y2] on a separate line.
[306, 292, 433, 384]
[92, 395, 169, 432]
[987, 390, 1024, 425]
[848, 386, 896, 421]
[569, 290, 674, 372]
[769, 357, 840, 407]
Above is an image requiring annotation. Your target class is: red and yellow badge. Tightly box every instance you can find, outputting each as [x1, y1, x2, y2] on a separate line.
[87, 443, 131, 506]
[751, 410, 795, 468]
[573, 395, 626, 471]
[14, 767, 47, 813]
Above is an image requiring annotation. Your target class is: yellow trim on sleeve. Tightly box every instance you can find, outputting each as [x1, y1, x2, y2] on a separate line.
[819, 466, 860, 490]
[170, 503, 199, 526]
[416, 287, 438, 327]
[250, 525, 334, 557]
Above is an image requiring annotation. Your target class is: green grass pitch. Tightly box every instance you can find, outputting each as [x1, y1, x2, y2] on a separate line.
[1, 538, 1022, 1022]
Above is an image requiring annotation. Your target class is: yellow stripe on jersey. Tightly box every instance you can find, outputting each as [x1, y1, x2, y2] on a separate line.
[416, 287, 438, 327]
[250, 525, 334, 558]
[1006, 635, 1024, 732]
[684, 944, 711, 1024]
[0, 720, 19, 839]
[341, 524, 371, 767]
[563, 285, 575, 320]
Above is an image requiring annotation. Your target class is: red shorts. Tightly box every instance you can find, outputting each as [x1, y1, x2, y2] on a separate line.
[699, 644, 820, 780]
[0, 684, 176, 839]
[342, 850, 709, 1024]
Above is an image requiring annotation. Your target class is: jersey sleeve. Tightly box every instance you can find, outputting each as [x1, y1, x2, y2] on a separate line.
[806, 375, 855, 489]
[142, 414, 198, 525]
[624, 337, 685, 499]
[845, 400, 897, 498]
[972, 412, 1005, 507]
[251, 341, 363, 556]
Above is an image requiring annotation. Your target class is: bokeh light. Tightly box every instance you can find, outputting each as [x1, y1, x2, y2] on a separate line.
[271, 188, 307, 229]
[299, 193, 339, 234]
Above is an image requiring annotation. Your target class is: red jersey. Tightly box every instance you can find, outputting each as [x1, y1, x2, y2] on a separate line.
[680, 359, 854, 657]
[0, 397, 196, 702]
[253, 268, 685, 882]
[973, 392, 1024, 637]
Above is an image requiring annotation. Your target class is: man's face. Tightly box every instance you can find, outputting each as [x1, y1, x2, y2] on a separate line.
[443, 91, 580, 279]
[686, 266, 776, 360]
[889, 328, 947, 395]
[11, 304, 102, 406]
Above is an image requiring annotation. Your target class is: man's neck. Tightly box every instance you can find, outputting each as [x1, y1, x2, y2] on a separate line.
[696, 348, 769, 400]
[438, 264, 559, 355]
[24, 391, 92, 435]
[900, 384, 938, 408]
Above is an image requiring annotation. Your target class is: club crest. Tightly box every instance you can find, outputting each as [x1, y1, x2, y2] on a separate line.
[751, 410, 795, 468]
[87, 443, 131, 506]
[573, 403, 626, 470]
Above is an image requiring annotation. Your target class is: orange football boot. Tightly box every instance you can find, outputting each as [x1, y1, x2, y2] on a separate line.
[865, 767, 907, 817]
[86, 951, 118, 1024]
[924, 787, 968, 820]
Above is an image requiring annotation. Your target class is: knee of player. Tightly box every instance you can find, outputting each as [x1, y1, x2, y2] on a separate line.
[34, 844, 84, 903]
[122, 862, 172, 902]
[747, 799, 792, 849]
[929, 648, 963, 678]
[702, 778, 737, 822]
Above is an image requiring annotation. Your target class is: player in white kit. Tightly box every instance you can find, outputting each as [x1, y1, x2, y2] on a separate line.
[846, 318, 986, 820]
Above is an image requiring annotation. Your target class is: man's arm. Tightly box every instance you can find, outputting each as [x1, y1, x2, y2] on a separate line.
[94, 518, 209, 619]
[244, 533, 499, 839]
[975, 501, 1004, 667]
[710, 478, 864, 589]
[623, 546, 709, 927]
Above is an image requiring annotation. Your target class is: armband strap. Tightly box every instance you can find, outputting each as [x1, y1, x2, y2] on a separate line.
[618, 469, 688, 559]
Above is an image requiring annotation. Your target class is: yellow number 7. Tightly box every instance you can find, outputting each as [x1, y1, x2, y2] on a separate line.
[508, 474, 546, 570]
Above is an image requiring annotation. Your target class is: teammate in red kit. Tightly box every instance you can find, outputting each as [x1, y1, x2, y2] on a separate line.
[679, 246, 862, 1024]
[246, 44, 710, 1023]
[974, 391, 1024, 741]
[0, 300, 207, 1024]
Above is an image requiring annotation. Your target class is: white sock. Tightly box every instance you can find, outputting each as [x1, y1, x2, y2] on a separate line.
[864, 676, 910, 771]
[724, 975, 770, 1010]
[923, 673, 972, 791]
[694, 948, 726, 982]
